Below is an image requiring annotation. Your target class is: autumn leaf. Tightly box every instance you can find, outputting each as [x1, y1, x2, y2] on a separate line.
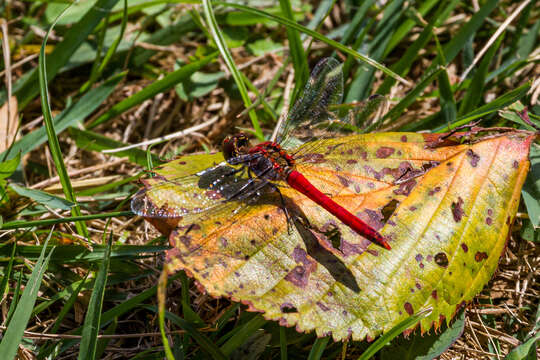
[137, 131, 534, 341]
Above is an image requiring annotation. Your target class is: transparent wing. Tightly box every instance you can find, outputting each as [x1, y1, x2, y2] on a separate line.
[275, 58, 388, 154]
[275, 57, 344, 150]
[286, 95, 387, 160]
[131, 161, 273, 225]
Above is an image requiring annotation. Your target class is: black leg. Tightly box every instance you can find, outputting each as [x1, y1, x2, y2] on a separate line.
[269, 184, 294, 235]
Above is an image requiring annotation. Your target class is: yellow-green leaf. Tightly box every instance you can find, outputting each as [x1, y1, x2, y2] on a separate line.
[137, 131, 534, 341]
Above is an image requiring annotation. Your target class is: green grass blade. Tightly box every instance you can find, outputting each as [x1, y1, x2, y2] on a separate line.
[81, 0, 127, 93]
[80, 11, 109, 94]
[87, 53, 217, 129]
[220, 314, 267, 355]
[383, 0, 439, 57]
[376, 19, 435, 95]
[458, 34, 503, 116]
[434, 36, 456, 125]
[0, 230, 54, 360]
[39, 274, 178, 359]
[434, 82, 531, 132]
[95, 318, 118, 359]
[376, 67, 443, 130]
[280, 326, 287, 360]
[5, 270, 22, 326]
[216, 1, 410, 86]
[1, 71, 125, 161]
[202, 0, 264, 140]
[69, 127, 161, 166]
[10, 184, 75, 210]
[440, 0, 499, 66]
[38, 3, 89, 238]
[505, 332, 540, 360]
[37, 273, 90, 359]
[157, 270, 175, 360]
[278, 0, 308, 101]
[307, 336, 330, 360]
[0, 242, 17, 305]
[340, 0, 375, 46]
[78, 233, 113, 360]
[522, 144, 540, 228]
[10, 0, 119, 108]
[357, 308, 432, 360]
[151, 306, 228, 360]
[1, 211, 132, 230]
[50, 275, 90, 332]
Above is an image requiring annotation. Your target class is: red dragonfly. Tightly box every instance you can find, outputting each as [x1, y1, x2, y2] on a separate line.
[132, 58, 391, 250]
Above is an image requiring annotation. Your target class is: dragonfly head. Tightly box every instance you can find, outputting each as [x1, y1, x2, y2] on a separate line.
[222, 133, 251, 162]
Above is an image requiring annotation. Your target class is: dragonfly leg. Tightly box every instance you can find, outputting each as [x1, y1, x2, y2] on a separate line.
[267, 183, 293, 235]
[226, 162, 276, 201]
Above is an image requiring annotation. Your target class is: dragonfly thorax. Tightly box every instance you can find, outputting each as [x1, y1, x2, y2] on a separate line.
[222, 134, 295, 181]
[248, 141, 295, 180]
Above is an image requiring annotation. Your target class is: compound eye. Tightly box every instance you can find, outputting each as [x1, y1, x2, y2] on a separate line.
[222, 136, 236, 161]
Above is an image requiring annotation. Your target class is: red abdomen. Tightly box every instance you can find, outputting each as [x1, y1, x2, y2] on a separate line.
[286, 170, 391, 250]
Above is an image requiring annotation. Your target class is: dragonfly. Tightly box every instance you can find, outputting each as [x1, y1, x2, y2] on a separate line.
[131, 58, 391, 250]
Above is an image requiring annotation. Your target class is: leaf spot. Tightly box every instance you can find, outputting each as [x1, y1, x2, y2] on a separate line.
[475, 251, 488, 262]
[404, 302, 414, 315]
[280, 303, 297, 313]
[451, 197, 465, 222]
[415, 254, 423, 262]
[460, 243, 468, 252]
[376, 146, 395, 158]
[434, 252, 449, 267]
[401, 135, 408, 142]
[316, 301, 330, 311]
[220, 237, 228, 248]
[431, 290, 438, 300]
[466, 149, 480, 167]
[336, 174, 351, 187]
[486, 217, 493, 225]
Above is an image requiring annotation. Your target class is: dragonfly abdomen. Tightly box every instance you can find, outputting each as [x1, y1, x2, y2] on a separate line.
[286, 170, 391, 250]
